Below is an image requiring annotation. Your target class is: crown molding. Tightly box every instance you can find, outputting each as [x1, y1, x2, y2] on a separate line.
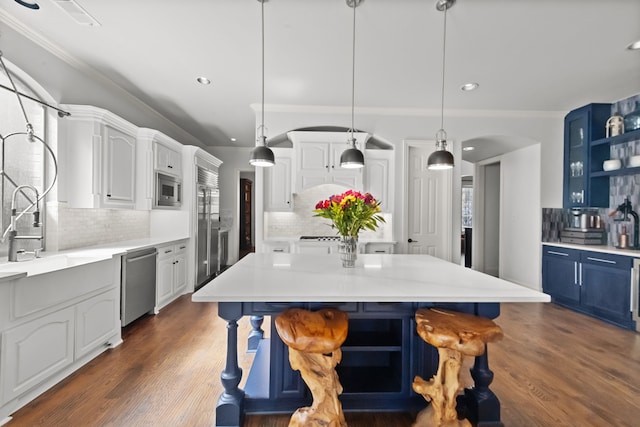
[250, 103, 565, 120]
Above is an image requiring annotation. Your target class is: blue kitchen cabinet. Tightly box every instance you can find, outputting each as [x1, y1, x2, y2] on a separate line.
[542, 246, 580, 308]
[542, 245, 635, 329]
[563, 103, 611, 208]
[580, 250, 633, 329]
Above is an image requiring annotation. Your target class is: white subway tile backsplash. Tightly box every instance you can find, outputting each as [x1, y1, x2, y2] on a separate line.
[56, 206, 149, 250]
[264, 183, 392, 240]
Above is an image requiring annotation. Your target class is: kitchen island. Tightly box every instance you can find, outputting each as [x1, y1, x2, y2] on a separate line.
[192, 253, 549, 426]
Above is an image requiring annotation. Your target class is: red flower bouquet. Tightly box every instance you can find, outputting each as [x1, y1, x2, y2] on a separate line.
[313, 190, 385, 238]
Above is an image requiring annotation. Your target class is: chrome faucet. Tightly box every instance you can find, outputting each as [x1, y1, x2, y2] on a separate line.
[5, 185, 43, 262]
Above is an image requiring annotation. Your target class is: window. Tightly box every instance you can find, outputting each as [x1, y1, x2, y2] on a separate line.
[0, 67, 47, 259]
[461, 178, 473, 228]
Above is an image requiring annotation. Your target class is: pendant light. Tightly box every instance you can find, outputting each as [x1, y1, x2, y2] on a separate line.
[427, 0, 455, 170]
[249, 0, 275, 167]
[339, 0, 365, 169]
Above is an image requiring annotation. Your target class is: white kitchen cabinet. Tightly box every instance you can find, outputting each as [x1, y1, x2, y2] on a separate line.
[60, 105, 138, 209]
[296, 142, 363, 192]
[362, 242, 395, 254]
[154, 141, 182, 177]
[2, 307, 75, 403]
[0, 257, 122, 420]
[75, 288, 119, 359]
[262, 241, 291, 253]
[364, 149, 394, 212]
[137, 128, 184, 210]
[264, 148, 293, 211]
[156, 241, 188, 310]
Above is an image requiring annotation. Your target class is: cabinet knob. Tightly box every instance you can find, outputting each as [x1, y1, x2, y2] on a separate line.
[326, 165, 329, 169]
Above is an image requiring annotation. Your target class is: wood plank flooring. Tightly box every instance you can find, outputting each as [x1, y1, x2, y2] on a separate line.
[6, 296, 640, 427]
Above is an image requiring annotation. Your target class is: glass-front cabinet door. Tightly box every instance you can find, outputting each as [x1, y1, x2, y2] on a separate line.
[564, 110, 588, 208]
[562, 103, 611, 209]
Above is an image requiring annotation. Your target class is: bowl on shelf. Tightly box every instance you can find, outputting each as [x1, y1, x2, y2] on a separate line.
[602, 159, 622, 171]
[628, 155, 640, 168]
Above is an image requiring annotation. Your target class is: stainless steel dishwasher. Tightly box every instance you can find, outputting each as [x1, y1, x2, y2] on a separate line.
[121, 247, 157, 327]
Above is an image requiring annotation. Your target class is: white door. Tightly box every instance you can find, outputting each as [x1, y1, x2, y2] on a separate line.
[406, 144, 452, 260]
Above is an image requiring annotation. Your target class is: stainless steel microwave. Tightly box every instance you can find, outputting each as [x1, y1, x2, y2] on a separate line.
[155, 172, 182, 208]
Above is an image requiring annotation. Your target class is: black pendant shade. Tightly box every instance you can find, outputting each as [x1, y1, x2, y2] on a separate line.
[340, 142, 365, 169]
[249, 136, 275, 167]
[427, 147, 454, 170]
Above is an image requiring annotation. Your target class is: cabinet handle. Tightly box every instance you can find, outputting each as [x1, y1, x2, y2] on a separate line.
[107, 194, 111, 198]
[273, 249, 284, 252]
[164, 249, 173, 254]
[168, 165, 173, 169]
[574, 261, 577, 285]
[374, 250, 386, 253]
[586, 256, 616, 265]
[179, 246, 186, 250]
[578, 262, 582, 286]
[548, 250, 569, 257]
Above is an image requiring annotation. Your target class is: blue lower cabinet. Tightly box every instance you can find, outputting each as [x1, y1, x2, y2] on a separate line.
[542, 246, 580, 308]
[580, 251, 633, 329]
[542, 245, 635, 329]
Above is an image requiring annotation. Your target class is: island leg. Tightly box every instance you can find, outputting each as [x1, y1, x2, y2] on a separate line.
[247, 315, 265, 352]
[462, 345, 503, 427]
[217, 303, 245, 427]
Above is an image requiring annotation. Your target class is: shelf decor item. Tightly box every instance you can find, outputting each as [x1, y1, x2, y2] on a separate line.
[606, 113, 624, 137]
[314, 190, 385, 267]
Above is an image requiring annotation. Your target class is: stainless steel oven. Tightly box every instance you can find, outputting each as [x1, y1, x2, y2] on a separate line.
[155, 172, 182, 208]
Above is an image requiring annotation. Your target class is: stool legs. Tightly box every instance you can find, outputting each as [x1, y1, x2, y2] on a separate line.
[287, 347, 346, 427]
[412, 347, 471, 427]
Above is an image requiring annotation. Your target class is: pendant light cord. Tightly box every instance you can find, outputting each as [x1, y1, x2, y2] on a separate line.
[260, 0, 265, 142]
[350, 1, 356, 143]
[440, 5, 447, 132]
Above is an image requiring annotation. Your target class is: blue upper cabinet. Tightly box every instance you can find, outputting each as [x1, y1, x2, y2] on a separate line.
[563, 103, 611, 208]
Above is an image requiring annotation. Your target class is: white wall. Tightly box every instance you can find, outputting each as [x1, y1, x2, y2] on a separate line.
[483, 163, 501, 277]
[499, 144, 542, 289]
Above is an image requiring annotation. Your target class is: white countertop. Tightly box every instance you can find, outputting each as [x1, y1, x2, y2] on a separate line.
[0, 235, 188, 281]
[192, 253, 550, 303]
[542, 242, 640, 257]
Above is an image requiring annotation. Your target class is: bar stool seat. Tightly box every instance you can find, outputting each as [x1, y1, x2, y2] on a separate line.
[412, 308, 503, 427]
[275, 308, 349, 427]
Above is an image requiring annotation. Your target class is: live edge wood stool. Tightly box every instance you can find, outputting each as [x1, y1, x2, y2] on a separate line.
[275, 308, 349, 427]
[412, 308, 503, 427]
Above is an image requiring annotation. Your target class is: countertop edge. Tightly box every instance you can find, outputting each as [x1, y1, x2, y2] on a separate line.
[0, 235, 189, 278]
[542, 242, 640, 257]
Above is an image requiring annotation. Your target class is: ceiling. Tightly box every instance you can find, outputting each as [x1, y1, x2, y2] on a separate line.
[1, 0, 639, 163]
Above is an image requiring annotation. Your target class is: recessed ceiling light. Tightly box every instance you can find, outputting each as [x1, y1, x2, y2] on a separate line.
[14, 0, 39, 9]
[463, 146, 475, 151]
[627, 40, 640, 50]
[461, 82, 479, 91]
[197, 77, 211, 85]
[230, 137, 237, 142]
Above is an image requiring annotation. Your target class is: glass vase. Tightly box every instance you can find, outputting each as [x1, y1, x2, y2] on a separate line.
[339, 236, 358, 268]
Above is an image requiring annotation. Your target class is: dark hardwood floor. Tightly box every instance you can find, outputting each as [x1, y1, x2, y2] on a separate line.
[6, 296, 640, 426]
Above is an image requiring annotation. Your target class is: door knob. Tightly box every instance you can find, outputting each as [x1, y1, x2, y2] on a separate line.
[408, 238, 418, 243]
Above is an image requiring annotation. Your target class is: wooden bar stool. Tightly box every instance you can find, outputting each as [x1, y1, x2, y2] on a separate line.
[412, 308, 503, 427]
[275, 308, 349, 427]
